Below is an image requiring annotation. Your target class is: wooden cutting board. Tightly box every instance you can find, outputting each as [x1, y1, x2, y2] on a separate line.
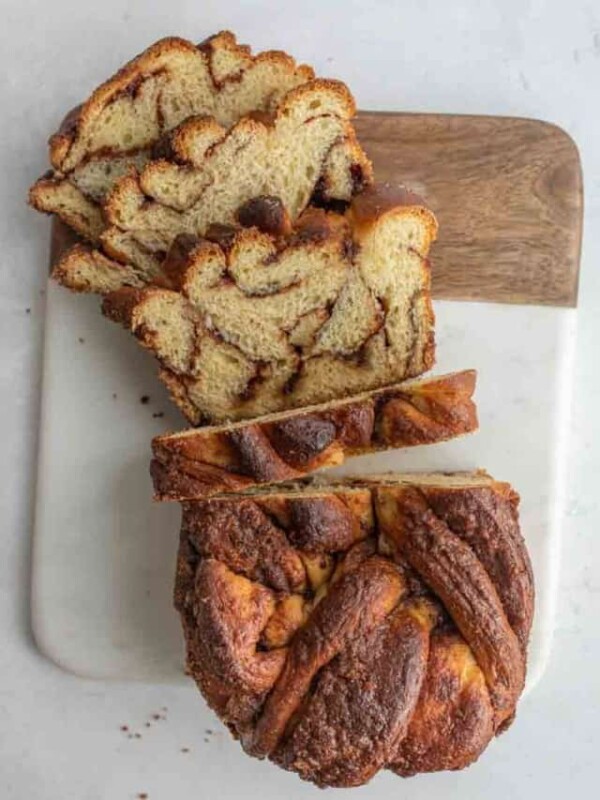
[33, 112, 582, 687]
[355, 112, 582, 306]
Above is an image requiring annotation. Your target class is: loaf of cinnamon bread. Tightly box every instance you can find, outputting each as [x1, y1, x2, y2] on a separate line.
[151, 370, 477, 500]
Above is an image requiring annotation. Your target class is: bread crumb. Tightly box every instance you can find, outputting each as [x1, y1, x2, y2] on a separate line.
[137, 794, 148, 799]
[120, 725, 129, 732]
[25, 308, 31, 314]
[152, 412, 164, 418]
[140, 395, 150, 404]
[181, 747, 190, 753]
[78, 337, 85, 343]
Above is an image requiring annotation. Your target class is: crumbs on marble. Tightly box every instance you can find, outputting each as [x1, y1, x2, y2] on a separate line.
[119, 708, 167, 741]
[140, 395, 150, 405]
[152, 412, 164, 418]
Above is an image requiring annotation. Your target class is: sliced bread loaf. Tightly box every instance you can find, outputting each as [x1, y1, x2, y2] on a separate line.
[102, 186, 437, 423]
[29, 32, 316, 242]
[151, 370, 477, 500]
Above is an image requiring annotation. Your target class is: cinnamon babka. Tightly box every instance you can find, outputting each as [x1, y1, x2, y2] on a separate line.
[29, 33, 372, 292]
[102, 186, 437, 422]
[151, 370, 477, 500]
[174, 473, 534, 787]
[29, 32, 317, 242]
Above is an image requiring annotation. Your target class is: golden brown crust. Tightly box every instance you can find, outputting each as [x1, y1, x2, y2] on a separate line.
[151, 371, 478, 501]
[391, 630, 495, 775]
[419, 483, 534, 650]
[375, 486, 526, 727]
[178, 557, 287, 727]
[244, 555, 407, 759]
[29, 174, 105, 241]
[375, 369, 477, 446]
[350, 182, 428, 223]
[174, 476, 533, 787]
[348, 183, 439, 255]
[273, 603, 432, 787]
[181, 498, 307, 593]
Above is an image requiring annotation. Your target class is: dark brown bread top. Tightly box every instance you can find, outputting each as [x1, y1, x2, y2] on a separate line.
[175, 475, 534, 787]
[391, 630, 494, 776]
[375, 486, 525, 727]
[273, 602, 431, 787]
[151, 370, 478, 501]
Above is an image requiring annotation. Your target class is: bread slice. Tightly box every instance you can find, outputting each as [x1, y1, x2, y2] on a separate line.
[29, 32, 316, 242]
[50, 73, 372, 292]
[103, 77, 371, 248]
[102, 186, 437, 423]
[29, 32, 372, 295]
[151, 370, 477, 500]
[174, 472, 533, 786]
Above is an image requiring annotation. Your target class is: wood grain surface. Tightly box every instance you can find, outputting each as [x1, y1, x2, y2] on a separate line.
[50, 113, 583, 307]
[355, 112, 582, 307]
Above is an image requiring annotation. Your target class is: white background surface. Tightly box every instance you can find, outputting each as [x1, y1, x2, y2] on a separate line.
[1, 1, 598, 798]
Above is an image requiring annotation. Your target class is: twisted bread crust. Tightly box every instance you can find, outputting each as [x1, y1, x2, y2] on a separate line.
[175, 474, 533, 787]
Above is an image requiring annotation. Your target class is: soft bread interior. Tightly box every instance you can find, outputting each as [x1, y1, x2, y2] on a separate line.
[103, 189, 436, 423]
[199, 471, 496, 501]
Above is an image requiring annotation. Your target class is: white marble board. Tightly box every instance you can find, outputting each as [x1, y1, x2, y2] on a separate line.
[31, 281, 576, 690]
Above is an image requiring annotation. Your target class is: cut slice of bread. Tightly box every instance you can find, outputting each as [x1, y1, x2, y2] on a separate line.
[102, 185, 437, 423]
[103, 79, 371, 263]
[49, 73, 373, 292]
[29, 32, 316, 241]
[150, 370, 477, 501]
[29, 31, 372, 300]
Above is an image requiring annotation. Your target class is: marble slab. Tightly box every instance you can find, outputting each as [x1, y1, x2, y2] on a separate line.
[31, 282, 576, 689]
